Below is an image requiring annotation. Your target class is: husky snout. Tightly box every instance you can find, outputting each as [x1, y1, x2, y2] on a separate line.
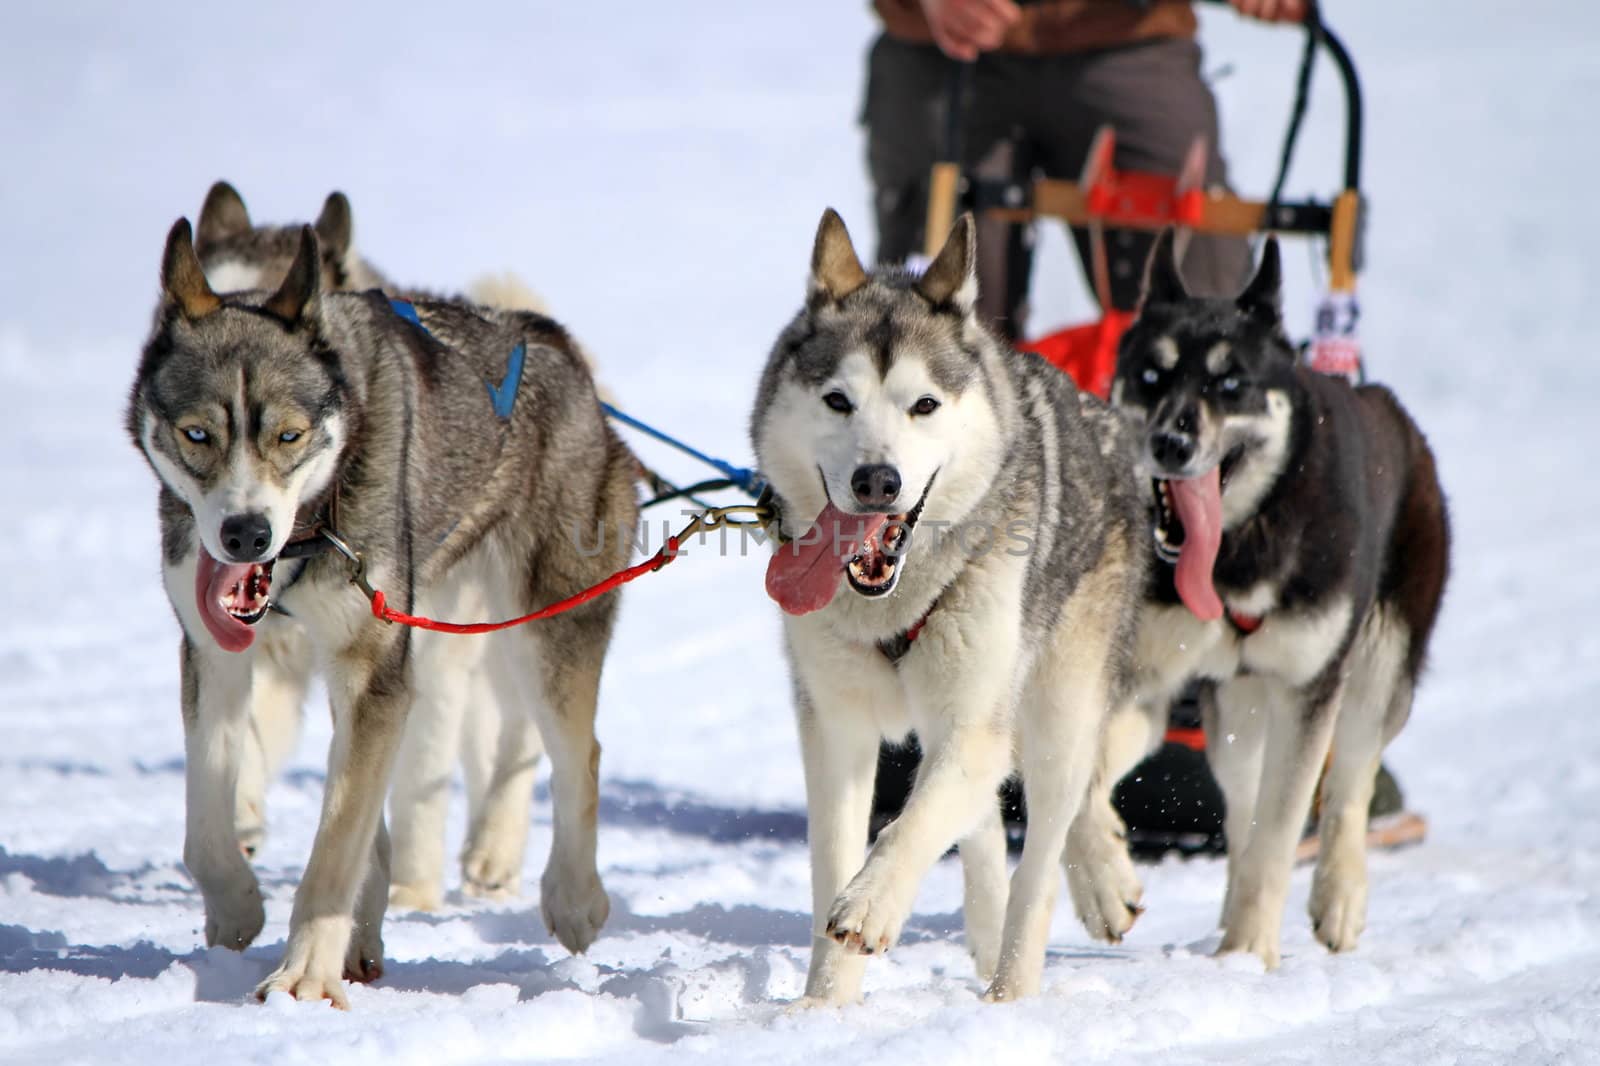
[1149, 428, 1196, 471]
[851, 463, 902, 511]
[220, 512, 273, 562]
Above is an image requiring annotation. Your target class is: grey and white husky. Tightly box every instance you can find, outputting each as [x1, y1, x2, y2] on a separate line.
[1066, 230, 1451, 968]
[127, 220, 637, 1005]
[192, 181, 555, 912]
[751, 210, 1148, 1002]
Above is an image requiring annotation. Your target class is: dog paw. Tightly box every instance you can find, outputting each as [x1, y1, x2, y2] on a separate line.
[1216, 903, 1282, 970]
[540, 865, 610, 954]
[256, 918, 356, 1008]
[825, 872, 911, 957]
[461, 838, 524, 900]
[202, 884, 266, 951]
[1065, 829, 1145, 944]
[388, 880, 443, 913]
[1309, 868, 1367, 953]
[256, 968, 350, 1010]
[343, 926, 385, 984]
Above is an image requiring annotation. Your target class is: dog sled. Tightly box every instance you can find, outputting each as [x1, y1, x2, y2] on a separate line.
[924, 0, 1367, 396]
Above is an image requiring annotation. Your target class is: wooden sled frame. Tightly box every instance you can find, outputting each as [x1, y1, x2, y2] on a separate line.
[924, 6, 1366, 296]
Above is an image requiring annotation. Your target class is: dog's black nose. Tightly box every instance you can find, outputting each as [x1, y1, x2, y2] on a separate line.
[1150, 430, 1196, 470]
[851, 464, 902, 510]
[220, 512, 273, 562]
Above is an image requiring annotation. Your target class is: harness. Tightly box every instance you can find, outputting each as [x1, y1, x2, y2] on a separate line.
[876, 609, 933, 665]
[262, 297, 774, 632]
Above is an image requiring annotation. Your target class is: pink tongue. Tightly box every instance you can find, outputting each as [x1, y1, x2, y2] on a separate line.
[766, 503, 889, 616]
[1167, 467, 1224, 622]
[195, 548, 257, 653]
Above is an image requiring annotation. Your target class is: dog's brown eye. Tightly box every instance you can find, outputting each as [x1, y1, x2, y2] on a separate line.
[823, 390, 853, 414]
[910, 396, 940, 416]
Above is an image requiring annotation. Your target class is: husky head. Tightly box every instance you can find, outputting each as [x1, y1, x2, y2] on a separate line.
[128, 220, 347, 652]
[1110, 229, 1296, 619]
[193, 180, 384, 296]
[754, 209, 1005, 615]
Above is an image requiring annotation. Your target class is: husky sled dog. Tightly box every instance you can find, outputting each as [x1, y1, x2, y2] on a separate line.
[127, 220, 637, 1005]
[192, 181, 555, 912]
[1067, 230, 1450, 967]
[753, 209, 1147, 1002]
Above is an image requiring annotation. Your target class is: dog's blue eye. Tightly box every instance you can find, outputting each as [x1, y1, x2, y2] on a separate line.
[910, 396, 940, 416]
[279, 430, 302, 444]
[182, 426, 209, 444]
[823, 390, 853, 414]
[1141, 368, 1160, 385]
[1220, 376, 1240, 393]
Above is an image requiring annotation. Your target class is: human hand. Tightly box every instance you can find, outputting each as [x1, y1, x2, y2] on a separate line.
[917, 0, 1022, 61]
[1229, 0, 1310, 23]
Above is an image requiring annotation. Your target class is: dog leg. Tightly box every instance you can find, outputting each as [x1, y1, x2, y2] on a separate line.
[827, 711, 1011, 966]
[1310, 613, 1409, 953]
[462, 635, 543, 899]
[256, 629, 410, 1008]
[346, 813, 391, 982]
[795, 685, 880, 1004]
[386, 627, 477, 912]
[1216, 678, 1339, 969]
[1065, 697, 1161, 943]
[525, 622, 610, 955]
[1206, 676, 1269, 927]
[180, 636, 267, 951]
[236, 625, 311, 858]
[987, 634, 1111, 1001]
[959, 800, 1008, 983]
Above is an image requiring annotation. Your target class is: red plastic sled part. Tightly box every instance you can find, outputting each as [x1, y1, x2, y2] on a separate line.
[1017, 308, 1134, 400]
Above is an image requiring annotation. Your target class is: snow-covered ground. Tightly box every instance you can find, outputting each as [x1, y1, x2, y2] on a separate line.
[3, 2, 1598, 1062]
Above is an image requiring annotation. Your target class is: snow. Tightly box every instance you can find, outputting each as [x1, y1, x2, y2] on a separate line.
[3, 2, 1598, 1062]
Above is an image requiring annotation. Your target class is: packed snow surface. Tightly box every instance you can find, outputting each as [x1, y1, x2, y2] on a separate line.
[3, 2, 1597, 1063]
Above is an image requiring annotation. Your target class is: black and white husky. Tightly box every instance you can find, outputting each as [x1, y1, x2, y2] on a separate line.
[1068, 230, 1451, 968]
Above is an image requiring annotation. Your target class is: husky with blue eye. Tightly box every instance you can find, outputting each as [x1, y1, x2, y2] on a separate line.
[127, 219, 637, 1007]
[1068, 229, 1452, 969]
[191, 179, 561, 915]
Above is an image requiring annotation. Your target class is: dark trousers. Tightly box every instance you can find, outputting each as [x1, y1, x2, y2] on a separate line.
[862, 34, 1252, 339]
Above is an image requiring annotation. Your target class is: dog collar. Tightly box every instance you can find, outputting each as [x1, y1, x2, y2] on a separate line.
[877, 603, 935, 664]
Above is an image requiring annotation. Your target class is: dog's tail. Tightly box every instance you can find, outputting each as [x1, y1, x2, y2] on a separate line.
[466, 271, 551, 316]
[467, 272, 614, 405]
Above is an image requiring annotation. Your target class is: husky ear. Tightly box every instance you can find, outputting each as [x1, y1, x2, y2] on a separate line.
[196, 181, 251, 250]
[1237, 236, 1283, 324]
[916, 213, 977, 314]
[263, 226, 321, 323]
[809, 208, 869, 304]
[161, 218, 222, 319]
[314, 191, 353, 258]
[1139, 227, 1188, 308]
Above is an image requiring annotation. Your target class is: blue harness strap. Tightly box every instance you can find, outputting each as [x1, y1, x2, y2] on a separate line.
[389, 298, 423, 327]
[390, 298, 522, 422]
[601, 402, 764, 498]
[389, 298, 761, 494]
